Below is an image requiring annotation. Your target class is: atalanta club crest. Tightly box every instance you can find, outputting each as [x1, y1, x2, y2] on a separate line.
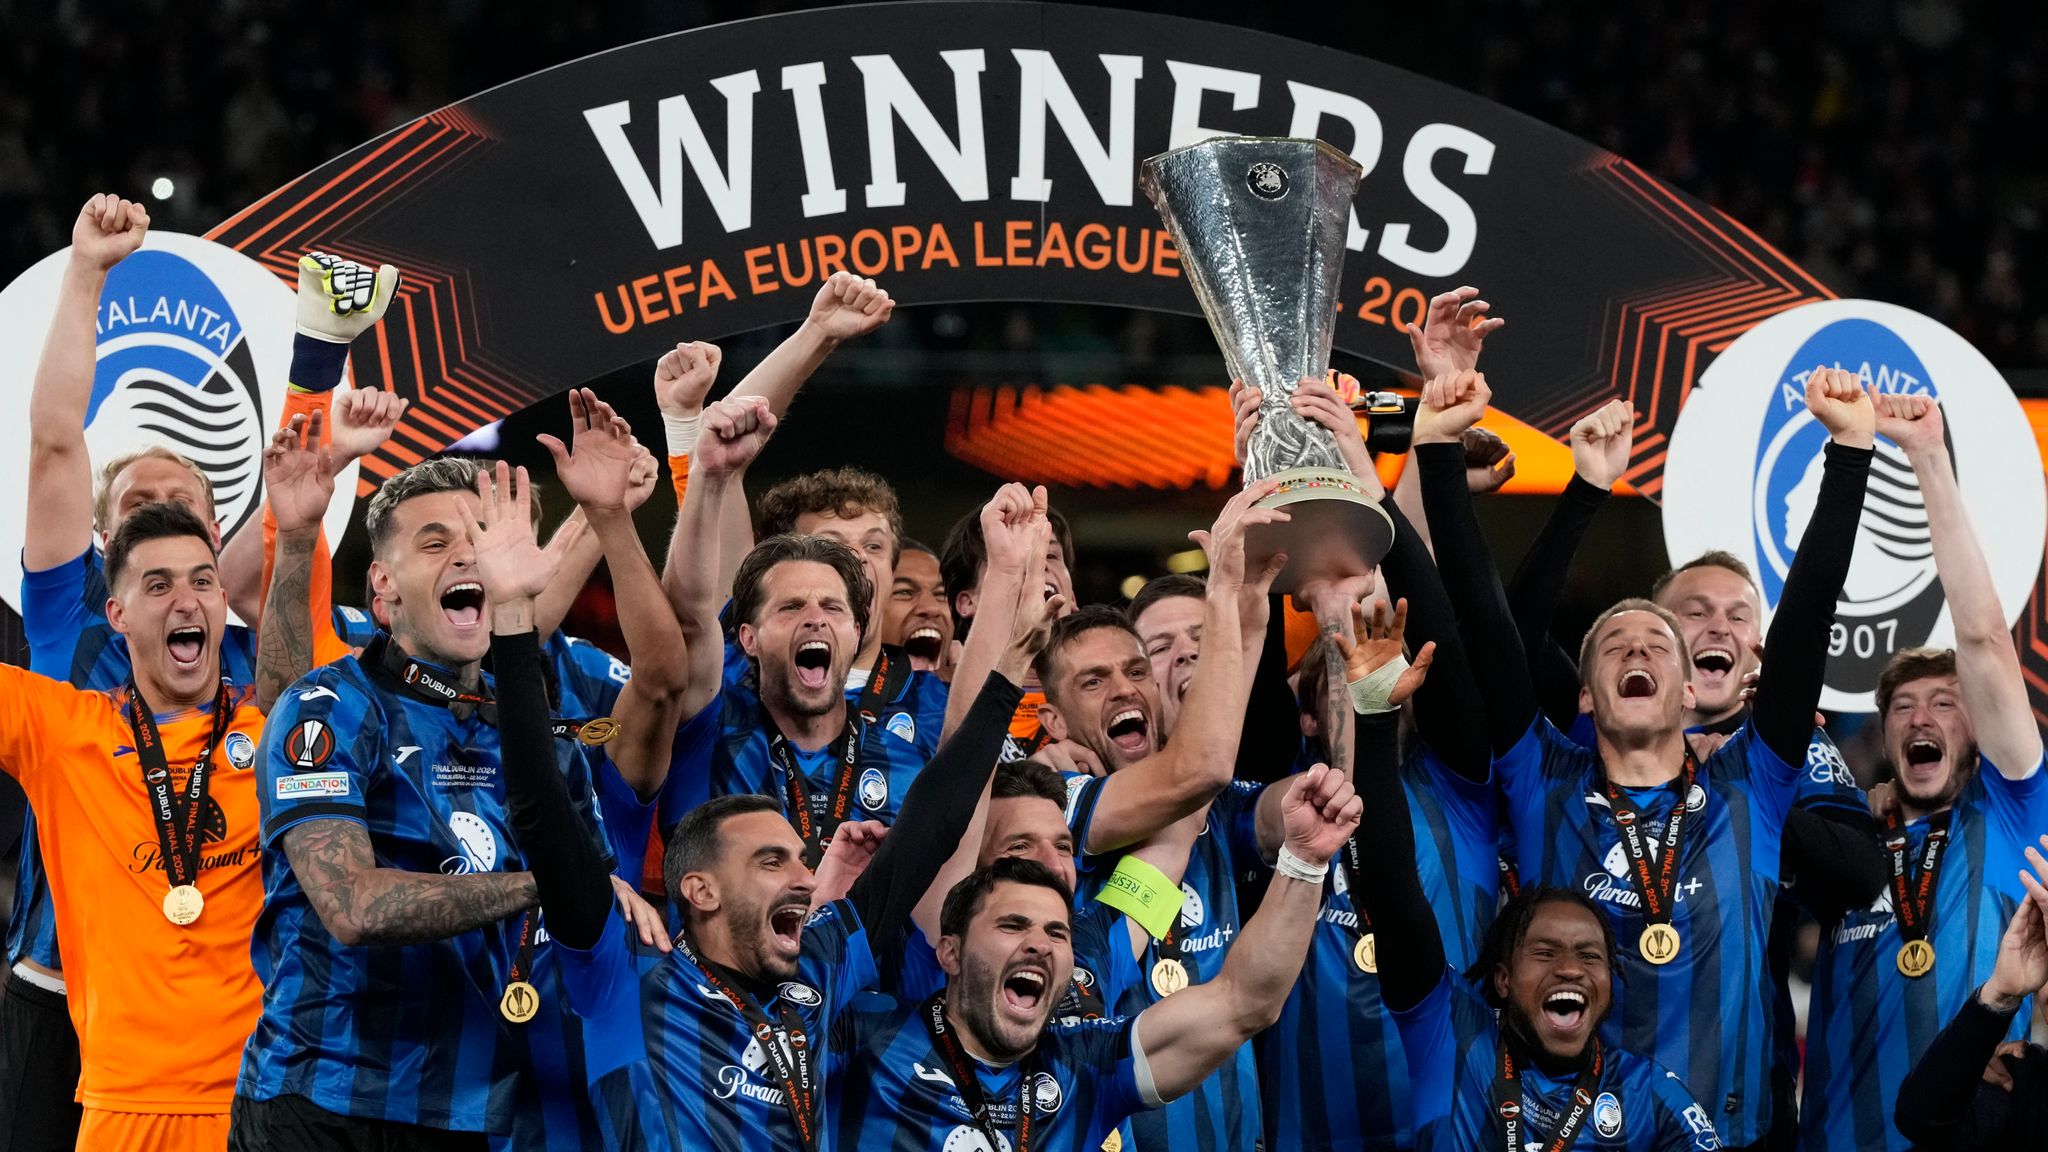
[0, 232, 363, 622]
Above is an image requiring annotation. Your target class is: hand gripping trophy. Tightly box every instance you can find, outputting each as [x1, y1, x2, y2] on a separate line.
[1142, 136, 1394, 634]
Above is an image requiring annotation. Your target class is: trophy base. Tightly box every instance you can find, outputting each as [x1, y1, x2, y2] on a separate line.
[1243, 468, 1395, 595]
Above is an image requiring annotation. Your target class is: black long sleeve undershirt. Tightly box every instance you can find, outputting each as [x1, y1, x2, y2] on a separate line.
[495, 628, 616, 952]
[1751, 442, 1872, 768]
[1348, 709, 1441, 1013]
[844, 672, 1023, 945]
[1415, 442, 1541, 755]
[1894, 991, 2048, 1150]
[1783, 805, 1889, 922]
[1375, 495, 1492, 781]
[1235, 596, 1302, 785]
[1507, 475, 1611, 729]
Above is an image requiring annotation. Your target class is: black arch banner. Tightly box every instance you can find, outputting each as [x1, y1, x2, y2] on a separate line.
[207, 0, 1831, 499]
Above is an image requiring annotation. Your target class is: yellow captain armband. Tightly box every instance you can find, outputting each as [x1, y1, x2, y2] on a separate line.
[1096, 854, 1181, 940]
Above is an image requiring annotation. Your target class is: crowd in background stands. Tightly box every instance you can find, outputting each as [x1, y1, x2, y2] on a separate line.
[0, 0, 2041, 366]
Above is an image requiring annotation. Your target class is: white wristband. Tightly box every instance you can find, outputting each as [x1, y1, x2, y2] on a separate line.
[1348, 654, 1409, 715]
[662, 410, 702, 457]
[1274, 846, 1329, 884]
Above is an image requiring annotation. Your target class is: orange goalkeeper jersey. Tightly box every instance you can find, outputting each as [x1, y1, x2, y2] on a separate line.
[0, 667, 266, 1114]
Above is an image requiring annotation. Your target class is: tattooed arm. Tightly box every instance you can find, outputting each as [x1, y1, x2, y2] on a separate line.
[255, 411, 334, 712]
[283, 818, 537, 947]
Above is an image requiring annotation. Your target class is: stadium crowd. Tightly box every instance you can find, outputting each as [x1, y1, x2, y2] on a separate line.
[0, 189, 2041, 1152]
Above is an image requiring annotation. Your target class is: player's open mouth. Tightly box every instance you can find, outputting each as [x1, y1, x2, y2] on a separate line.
[1105, 708, 1150, 756]
[768, 903, 806, 956]
[794, 640, 833, 690]
[167, 626, 206, 668]
[1001, 966, 1049, 1018]
[1541, 988, 1588, 1032]
[1905, 738, 1944, 765]
[904, 626, 944, 660]
[1692, 648, 1735, 681]
[440, 582, 484, 629]
[1617, 669, 1657, 699]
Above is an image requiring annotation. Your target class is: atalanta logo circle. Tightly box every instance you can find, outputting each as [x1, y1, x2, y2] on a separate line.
[1594, 1092, 1623, 1138]
[1246, 161, 1289, 200]
[1178, 882, 1204, 929]
[1031, 1071, 1063, 1113]
[224, 730, 256, 769]
[778, 981, 822, 1006]
[858, 766, 888, 811]
[1664, 300, 2044, 711]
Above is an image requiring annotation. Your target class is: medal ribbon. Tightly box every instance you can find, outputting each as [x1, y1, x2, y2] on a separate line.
[676, 932, 819, 1150]
[854, 647, 910, 726]
[369, 634, 496, 724]
[768, 718, 863, 869]
[1601, 749, 1697, 933]
[508, 910, 535, 984]
[129, 678, 233, 891]
[921, 994, 1036, 1152]
[1495, 1037, 1604, 1152]
[1884, 808, 1953, 946]
[548, 717, 600, 741]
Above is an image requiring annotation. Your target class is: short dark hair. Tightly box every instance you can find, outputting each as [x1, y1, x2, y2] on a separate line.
[940, 504, 1077, 634]
[1464, 885, 1622, 1009]
[104, 502, 217, 590]
[756, 468, 904, 563]
[1877, 647, 1959, 715]
[365, 458, 488, 554]
[1650, 549, 1760, 602]
[664, 793, 784, 899]
[992, 759, 1067, 806]
[939, 857, 1073, 939]
[1032, 604, 1141, 691]
[731, 534, 875, 639]
[1126, 574, 1206, 630]
[1577, 598, 1690, 685]
[900, 537, 936, 559]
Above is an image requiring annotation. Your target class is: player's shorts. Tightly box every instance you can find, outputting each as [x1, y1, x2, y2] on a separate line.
[0, 965, 82, 1152]
[229, 1093, 488, 1151]
[78, 1108, 229, 1152]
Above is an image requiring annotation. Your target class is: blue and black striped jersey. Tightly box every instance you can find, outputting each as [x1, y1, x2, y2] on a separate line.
[1496, 715, 1797, 1148]
[1396, 972, 1723, 1151]
[1260, 749, 1500, 1152]
[238, 644, 607, 1134]
[561, 899, 877, 1151]
[1800, 755, 2048, 1152]
[1067, 776, 1264, 1152]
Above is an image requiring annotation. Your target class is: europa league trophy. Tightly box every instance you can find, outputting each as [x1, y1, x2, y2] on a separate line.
[1141, 136, 1394, 597]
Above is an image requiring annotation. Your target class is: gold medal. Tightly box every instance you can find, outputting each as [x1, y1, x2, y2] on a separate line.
[500, 979, 540, 1023]
[1353, 933, 1378, 974]
[1638, 923, 1682, 966]
[576, 718, 620, 747]
[1101, 1130, 1123, 1152]
[162, 884, 204, 926]
[1897, 939, 1936, 979]
[1150, 957, 1189, 997]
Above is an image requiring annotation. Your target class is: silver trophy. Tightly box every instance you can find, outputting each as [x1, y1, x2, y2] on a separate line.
[1141, 136, 1393, 595]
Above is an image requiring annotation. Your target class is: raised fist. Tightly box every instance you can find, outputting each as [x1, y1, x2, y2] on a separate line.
[1803, 366, 1876, 450]
[807, 271, 894, 341]
[1569, 399, 1634, 491]
[1873, 391, 1947, 459]
[653, 341, 722, 415]
[72, 194, 149, 271]
[1461, 427, 1517, 494]
[1279, 763, 1363, 868]
[1412, 370, 1491, 445]
[297, 253, 401, 343]
[695, 396, 777, 478]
